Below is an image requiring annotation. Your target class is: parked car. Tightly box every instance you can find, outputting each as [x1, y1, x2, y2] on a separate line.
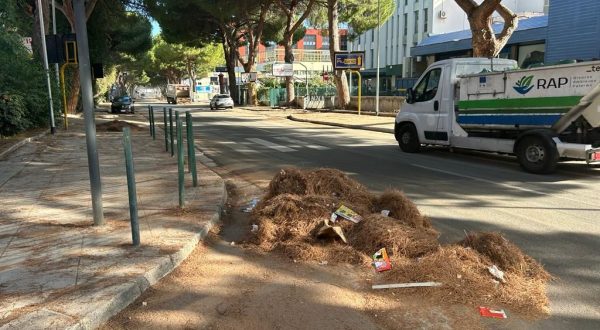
[210, 94, 234, 110]
[111, 96, 134, 114]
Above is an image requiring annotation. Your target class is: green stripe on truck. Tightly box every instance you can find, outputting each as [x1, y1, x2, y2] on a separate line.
[458, 108, 570, 114]
[458, 96, 582, 110]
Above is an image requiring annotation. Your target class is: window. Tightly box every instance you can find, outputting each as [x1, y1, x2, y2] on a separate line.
[371, 49, 375, 68]
[414, 11, 419, 34]
[423, 9, 428, 32]
[404, 0, 408, 6]
[303, 35, 316, 50]
[403, 13, 408, 36]
[413, 68, 441, 102]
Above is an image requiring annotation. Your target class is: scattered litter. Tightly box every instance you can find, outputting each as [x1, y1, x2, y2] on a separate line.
[457, 274, 462, 279]
[319, 261, 328, 265]
[330, 212, 338, 223]
[372, 248, 392, 272]
[380, 210, 390, 217]
[230, 241, 235, 246]
[242, 198, 260, 212]
[251, 224, 259, 233]
[316, 218, 348, 243]
[479, 307, 507, 319]
[488, 265, 506, 283]
[372, 282, 442, 290]
[142, 301, 147, 306]
[335, 205, 363, 223]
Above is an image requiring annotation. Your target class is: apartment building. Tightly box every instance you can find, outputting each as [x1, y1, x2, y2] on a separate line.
[349, 0, 546, 91]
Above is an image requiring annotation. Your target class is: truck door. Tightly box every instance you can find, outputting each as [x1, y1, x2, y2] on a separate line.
[411, 67, 447, 142]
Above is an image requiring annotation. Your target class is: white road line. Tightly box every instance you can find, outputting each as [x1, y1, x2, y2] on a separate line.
[411, 163, 598, 207]
[273, 137, 330, 150]
[246, 138, 296, 152]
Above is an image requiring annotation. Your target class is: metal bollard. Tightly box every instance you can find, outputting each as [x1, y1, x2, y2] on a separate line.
[122, 127, 140, 246]
[148, 105, 153, 136]
[163, 107, 168, 152]
[176, 112, 185, 208]
[186, 111, 198, 187]
[169, 108, 174, 157]
[150, 106, 156, 140]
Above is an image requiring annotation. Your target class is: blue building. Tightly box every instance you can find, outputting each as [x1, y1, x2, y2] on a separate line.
[410, 0, 600, 74]
[545, 0, 600, 63]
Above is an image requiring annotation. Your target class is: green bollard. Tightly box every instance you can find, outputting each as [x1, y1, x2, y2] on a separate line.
[185, 111, 198, 187]
[163, 107, 168, 152]
[150, 106, 156, 140]
[176, 112, 185, 208]
[148, 105, 152, 136]
[169, 108, 174, 157]
[122, 127, 140, 246]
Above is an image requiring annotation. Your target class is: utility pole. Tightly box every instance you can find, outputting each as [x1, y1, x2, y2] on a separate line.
[37, 0, 57, 134]
[74, 0, 105, 226]
[375, 0, 381, 116]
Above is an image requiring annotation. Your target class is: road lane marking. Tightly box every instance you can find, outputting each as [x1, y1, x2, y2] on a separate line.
[246, 138, 296, 152]
[410, 163, 598, 207]
[273, 137, 330, 150]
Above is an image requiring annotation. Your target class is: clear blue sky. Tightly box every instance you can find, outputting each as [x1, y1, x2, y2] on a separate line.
[151, 20, 161, 36]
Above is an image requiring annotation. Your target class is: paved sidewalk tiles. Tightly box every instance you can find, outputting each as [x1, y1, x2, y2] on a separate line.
[0, 114, 226, 329]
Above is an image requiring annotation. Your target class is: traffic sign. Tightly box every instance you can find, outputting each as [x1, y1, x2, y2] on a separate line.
[215, 66, 228, 72]
[273, 63, 294, 77]
[241, 72, 257, 83]
[334, 52, 365, 70]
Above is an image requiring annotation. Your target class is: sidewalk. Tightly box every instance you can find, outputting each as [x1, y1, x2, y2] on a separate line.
[237, 106, 396, 134]
[0, 112, 226, 329]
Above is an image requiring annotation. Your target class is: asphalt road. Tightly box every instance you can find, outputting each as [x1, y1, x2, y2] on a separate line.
[147, 102, 600, 329]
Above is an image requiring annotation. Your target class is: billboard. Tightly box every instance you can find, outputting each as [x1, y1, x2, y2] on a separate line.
[272, 63, 294, 77]
[334, 52, 365, 70]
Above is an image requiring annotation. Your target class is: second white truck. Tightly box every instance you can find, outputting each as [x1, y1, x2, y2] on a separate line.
[395, 57, 600, 174]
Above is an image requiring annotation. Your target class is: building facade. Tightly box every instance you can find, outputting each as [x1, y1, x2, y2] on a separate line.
[349, 0, 546, 92]
[237, 28, 348, 79]
[545, 0, 600, 63]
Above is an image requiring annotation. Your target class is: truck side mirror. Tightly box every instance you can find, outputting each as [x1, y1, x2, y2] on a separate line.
[406, 88, 414, 104]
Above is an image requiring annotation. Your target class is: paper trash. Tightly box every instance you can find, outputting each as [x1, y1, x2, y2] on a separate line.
[372, 248, 392, 272]
[335, 205, 363, 223]
[479, 307, 507, 319]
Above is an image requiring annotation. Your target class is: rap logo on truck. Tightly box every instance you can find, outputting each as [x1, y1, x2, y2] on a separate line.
[514, 75, 534, 94]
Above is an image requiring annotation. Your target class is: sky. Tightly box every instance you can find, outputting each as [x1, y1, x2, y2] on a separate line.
[151, 19, 161, 36]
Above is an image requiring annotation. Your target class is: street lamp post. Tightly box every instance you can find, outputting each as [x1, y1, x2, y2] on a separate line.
[37, 0, 57, 134]
[74, 0, 105, 226]
[375, 0, 381, 116]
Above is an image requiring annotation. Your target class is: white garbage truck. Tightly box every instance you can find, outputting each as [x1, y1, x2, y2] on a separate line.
[394, 58, 600, 173]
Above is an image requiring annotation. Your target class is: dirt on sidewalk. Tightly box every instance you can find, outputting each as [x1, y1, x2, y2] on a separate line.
[103, 178, 489, 330]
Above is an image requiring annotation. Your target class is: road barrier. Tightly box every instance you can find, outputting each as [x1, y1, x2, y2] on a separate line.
[186, 111, 198, 187]
[150, 106, 156, 140]
[176, 112, 185, 208]
[122, 127, 140, 246]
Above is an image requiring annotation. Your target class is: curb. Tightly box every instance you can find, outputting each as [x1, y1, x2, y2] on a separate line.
[0, 129, 50, 159]
[68, 180, 227, 330]
[287, 115, 395, 134]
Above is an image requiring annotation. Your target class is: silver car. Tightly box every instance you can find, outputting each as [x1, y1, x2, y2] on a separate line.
[210, 94, 234, 110]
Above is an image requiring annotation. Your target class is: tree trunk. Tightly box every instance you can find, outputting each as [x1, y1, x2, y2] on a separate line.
[222, 41, 239, 104]
[327, 0, 350, 109]
[455, 0, 518, 58]
[67, 70, 80, 114]
[283, 40, 295, 105]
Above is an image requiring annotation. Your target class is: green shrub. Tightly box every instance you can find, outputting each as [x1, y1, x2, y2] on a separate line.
[0, 30, 60, 136]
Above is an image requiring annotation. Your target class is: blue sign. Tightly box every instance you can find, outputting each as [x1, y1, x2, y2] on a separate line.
[334, 52, 365, 70]
[195, 85, 211, 93]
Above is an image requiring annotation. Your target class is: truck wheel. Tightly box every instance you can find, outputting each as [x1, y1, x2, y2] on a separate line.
[516, 135, 559, 174]
[397, 124, 421, 153]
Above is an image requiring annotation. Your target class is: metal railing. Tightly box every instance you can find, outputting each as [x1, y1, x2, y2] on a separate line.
[241, 49, 332, 63]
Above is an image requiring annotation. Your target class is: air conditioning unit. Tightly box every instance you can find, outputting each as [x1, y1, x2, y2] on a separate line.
[439, 10, 447, 19]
